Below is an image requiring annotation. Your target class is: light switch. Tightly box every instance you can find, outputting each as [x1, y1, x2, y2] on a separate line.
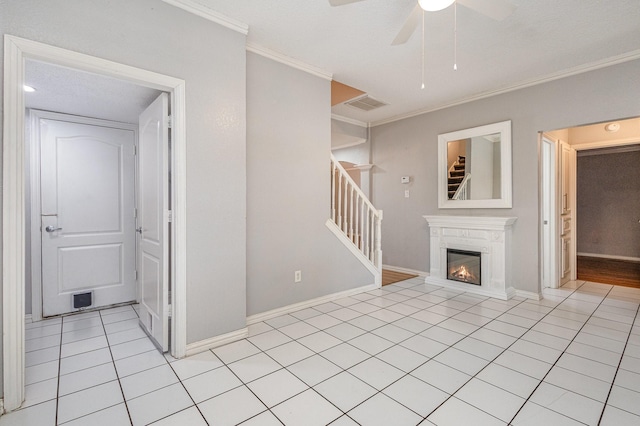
[401, 176, 410, 184]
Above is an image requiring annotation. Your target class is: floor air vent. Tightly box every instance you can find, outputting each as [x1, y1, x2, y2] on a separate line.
[345, 95, 387, 111]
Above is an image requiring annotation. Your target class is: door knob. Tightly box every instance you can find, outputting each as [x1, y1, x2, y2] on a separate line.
[136, 227, 142, 234]
[45, 225, 62, 232]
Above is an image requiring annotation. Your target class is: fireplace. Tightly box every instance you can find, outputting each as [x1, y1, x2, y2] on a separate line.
[447, 249, 481, 285]
[424, 216, 517, 300]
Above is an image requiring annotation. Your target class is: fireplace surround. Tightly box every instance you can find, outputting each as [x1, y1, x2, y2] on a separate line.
[424, 216, 517, 300]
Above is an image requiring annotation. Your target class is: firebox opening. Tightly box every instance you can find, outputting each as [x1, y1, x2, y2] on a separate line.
[447, 249, 481, 286]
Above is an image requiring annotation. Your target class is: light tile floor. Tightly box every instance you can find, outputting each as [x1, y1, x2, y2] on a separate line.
[2, 278, 640, 425]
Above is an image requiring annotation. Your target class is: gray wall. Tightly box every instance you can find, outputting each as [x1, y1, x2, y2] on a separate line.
[246, 53, 374, 316]
[371, 59, 640, 293]
[332, 119, 370, 165]
[332, 119, 367, 142]
[577, 147, 640, 258]
[332, 140, 371, 166]
[1, 0, 248, 347]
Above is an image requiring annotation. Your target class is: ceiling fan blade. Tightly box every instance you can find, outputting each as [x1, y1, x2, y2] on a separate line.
[457, 0, 516, 21]
[392, 3, 422, 46]
[328, 0, 366, 6]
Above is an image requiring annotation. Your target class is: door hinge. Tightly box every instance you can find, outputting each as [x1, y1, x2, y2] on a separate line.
[167, 210, 173, 223]
[134, 270, 138, 280]
[134, 208, 138, 218]
[133, 145, 137, 156]
[167, 115, 172, 129]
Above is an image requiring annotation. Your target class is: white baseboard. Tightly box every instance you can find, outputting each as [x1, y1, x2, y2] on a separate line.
[382, 264, 428, 277]
[185, 327, 248, 357]
[577, 252, 640, 262]
[247, 282, 378, 325]
[515, 290, 542, 300]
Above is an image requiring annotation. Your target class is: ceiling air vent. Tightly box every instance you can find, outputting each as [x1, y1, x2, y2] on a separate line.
[345, 95, 387, 112]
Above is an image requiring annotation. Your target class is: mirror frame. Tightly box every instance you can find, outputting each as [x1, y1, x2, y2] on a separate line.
[438, 120, 512, 209]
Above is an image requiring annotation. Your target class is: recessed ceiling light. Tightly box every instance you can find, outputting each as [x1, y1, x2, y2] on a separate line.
[23, 85, 36, 92]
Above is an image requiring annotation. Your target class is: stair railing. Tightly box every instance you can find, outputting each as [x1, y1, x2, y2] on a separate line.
[453, 173, 471, 200]
[331, 154, 382, 269]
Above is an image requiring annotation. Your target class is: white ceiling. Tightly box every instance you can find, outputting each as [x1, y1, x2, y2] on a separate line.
[192, 0, 640, 125]
[25, 60, 162, 124]
[23, 1, 640, 126]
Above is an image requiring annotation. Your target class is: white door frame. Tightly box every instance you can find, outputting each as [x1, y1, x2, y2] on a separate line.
[3, 35, 188, 412]
[539, 135, 558, 289]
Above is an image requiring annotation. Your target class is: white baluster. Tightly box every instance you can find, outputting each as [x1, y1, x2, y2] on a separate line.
[375, 210, 383, 269]
[364, 207, 369, 258]
[343, 177, 348, 232]
[349, 186, 354, 242]
[370, 210, 374, 262]
[355, 194, 360, 248]
[359, 200, 366, 251]
[331, 161, 336, 223]
[337, 171, 342, 229]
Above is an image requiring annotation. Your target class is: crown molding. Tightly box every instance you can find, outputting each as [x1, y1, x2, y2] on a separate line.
[331, 114, 369, 128]
[371, 49, 640, 127]
[246, 43, 332, 81]
[161, 0, 248, 35]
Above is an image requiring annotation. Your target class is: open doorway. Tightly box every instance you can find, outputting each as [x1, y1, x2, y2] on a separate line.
[540, 117, 640, 290]
[3, 35, 187, 411]
[25, 60, 163, 321]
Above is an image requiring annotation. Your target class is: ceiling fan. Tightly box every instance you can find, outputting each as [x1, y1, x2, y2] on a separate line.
[328, 0, 516, 45]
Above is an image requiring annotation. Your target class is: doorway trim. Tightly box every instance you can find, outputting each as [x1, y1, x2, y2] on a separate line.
[3, 35, 188, 411]
[539, 135, 558, 289]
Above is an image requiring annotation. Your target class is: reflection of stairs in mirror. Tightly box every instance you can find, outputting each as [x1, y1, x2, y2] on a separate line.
[448, 156, 465, 199]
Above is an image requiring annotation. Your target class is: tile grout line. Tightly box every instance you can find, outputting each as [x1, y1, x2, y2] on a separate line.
[506, 282, 617, 424]
[19, 281, 640, 425]
[163, 351, 213, 426]
[54, 316, 64, 426]
[405, 295, 557, 423]
[249, 282, 527, 423]
[31, 281, 640, 424]
[53, 307, 143, 424]
[214, 345, 289, 425]
[234, 286, 459, 424]
[596, 301, 640, 424]
[98, 306, 135, 426]
[274, 283, 526, 422]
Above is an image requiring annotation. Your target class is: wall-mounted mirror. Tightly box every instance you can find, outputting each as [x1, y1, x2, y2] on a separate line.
[438, 120, 512, 208]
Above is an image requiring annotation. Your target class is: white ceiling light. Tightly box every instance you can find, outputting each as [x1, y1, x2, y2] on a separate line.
[23, 85, 36, 92]
[604, 122, 620, 132]
[419, 0, 456, 12]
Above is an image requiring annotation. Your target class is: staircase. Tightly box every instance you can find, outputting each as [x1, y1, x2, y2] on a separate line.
[329, 155, 382, 284]
[448, 156, 466, 199]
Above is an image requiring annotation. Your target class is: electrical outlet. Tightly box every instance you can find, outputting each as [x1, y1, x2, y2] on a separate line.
[405, 190, 410, 198]
[294, 270, 302, 283]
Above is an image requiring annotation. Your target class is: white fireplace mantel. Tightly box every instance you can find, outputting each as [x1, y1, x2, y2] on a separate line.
[423, 215, 517, 300]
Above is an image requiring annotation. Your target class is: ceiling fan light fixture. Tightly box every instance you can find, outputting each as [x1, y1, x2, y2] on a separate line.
[418, 0, 455, 12]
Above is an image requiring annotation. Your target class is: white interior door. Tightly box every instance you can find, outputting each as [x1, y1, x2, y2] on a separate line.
[138, 93, 170, 352]
[541, 137, 557, 288]
[40, 117, 136, 316]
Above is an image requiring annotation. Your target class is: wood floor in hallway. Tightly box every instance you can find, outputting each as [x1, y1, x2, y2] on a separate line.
[577, 255, 640, 288]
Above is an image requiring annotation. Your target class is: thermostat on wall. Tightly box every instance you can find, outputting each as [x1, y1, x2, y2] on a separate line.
[401, 176, 410, 184]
